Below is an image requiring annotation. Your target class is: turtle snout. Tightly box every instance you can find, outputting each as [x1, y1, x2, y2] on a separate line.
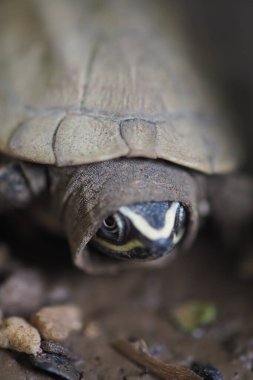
[140, 238, 174, 260]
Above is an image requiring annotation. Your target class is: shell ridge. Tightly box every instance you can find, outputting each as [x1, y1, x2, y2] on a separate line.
[3, 104, 210, 123]
[52, 114, 67, 166]
[153, 120, 158, 159]
[119, 120, 131, 154]
[80, 36, 102, 110]
[7, 120, 26, 152]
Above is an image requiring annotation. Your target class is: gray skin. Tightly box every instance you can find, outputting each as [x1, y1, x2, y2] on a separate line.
[1, 157, 253, 274]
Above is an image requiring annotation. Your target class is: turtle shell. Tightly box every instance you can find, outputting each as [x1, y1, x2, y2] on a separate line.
[0, 0, 243, 174]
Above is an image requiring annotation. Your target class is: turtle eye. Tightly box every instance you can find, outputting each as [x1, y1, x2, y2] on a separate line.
[101, 213, 125, 241]
[103, 216, 118, 232]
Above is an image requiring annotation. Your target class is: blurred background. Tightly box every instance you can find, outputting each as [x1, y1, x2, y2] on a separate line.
[177, 1, 253, 172]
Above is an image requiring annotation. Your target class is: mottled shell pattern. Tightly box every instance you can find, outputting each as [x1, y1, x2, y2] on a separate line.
[0, 0, 243, 174]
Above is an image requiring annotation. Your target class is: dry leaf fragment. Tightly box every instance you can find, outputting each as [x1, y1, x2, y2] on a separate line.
[112, 338, 203, 380]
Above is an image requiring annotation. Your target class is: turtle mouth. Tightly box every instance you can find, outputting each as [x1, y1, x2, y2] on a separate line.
[89, 240, 174, 261]
[89, 232, 183, 262]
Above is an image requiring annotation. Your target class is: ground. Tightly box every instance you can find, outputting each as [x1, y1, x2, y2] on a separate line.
[0, 218, 253, 380]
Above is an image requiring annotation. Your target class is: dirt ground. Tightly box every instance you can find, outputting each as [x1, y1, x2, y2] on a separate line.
[0, 217, 253, 380]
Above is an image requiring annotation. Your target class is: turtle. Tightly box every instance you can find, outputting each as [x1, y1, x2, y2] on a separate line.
[0, 0, 252, 274]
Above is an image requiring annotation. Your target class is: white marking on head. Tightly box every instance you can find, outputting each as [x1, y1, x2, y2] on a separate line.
[119, 202, 180, 241]
[173, 226, 185, 245]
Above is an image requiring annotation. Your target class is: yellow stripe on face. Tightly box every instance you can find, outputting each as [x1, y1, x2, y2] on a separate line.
[93, 236, 145, 252]
[119, 202, 179, 241]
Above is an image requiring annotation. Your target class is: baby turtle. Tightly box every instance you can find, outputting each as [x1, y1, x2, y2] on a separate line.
[0, 0, 252, 273]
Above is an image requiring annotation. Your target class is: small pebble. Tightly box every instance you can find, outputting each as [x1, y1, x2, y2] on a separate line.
[0, 269, 45, 315]
[0, 316, 41, 355]
[84, 321, 102, 338]
[191, 362, 224, 380]
[41, 340, 78, 362]
[46, 285, 71, 305]
[31, 304, 83, 341]
[29, 352, 81, 380]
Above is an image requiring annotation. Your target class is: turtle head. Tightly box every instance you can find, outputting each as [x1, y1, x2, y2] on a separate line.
[90, 201, 186, 261]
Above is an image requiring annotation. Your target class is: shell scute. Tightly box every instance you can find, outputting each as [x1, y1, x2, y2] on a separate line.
[120, 120, 157, 159]
[8, 114, 65, 164]
[54, 115, 129, 166]
[156, 116, 242, 174]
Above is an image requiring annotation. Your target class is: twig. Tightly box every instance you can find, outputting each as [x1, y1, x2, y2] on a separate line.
[112, 339, 203, 380]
